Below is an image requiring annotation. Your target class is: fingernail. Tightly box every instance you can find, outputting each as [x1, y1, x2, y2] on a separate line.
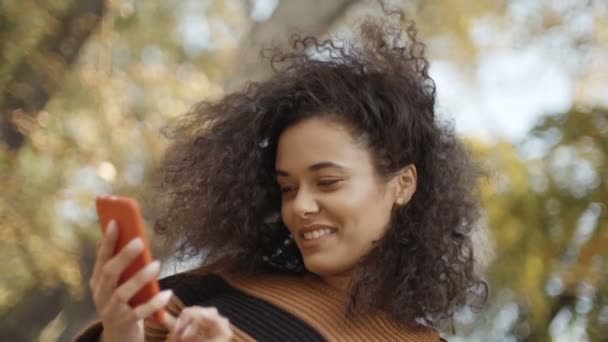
[106, 220, 117, 236]
[147, 260, 161, 273]
[160, 289, 173, 304]
[128, 237, 143, 251]
[162, 311, 177, 330]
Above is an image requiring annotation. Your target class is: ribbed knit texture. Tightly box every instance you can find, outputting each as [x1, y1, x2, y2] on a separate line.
[143, 293, 256, 342]
[223, 272, 440, 342]
[146, 273, 326, 342]
[75, 272, 441, 342]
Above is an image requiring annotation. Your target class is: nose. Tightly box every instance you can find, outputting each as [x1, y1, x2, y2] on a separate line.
[291, 186, 319, 218]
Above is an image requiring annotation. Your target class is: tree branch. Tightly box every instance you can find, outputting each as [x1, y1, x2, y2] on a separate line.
[226, 0, 360, 87]
[0, 0, 105, 150]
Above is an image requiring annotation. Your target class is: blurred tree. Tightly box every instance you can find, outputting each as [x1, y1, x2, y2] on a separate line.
[0, 0, 105, 150]
[462, 107, 608, 341]
[229, 0, 359, 84]
[0, 0, 364, 340]
[0, 0, 606, 341]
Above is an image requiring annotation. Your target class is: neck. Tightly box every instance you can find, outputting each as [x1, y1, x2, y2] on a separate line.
[320, 273, 351, 292]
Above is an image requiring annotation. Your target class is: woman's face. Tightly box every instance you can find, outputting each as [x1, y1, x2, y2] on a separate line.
[275, 117, 413, 278]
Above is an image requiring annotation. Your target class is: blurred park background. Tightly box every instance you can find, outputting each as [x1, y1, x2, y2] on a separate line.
[1, 0, 607, 341]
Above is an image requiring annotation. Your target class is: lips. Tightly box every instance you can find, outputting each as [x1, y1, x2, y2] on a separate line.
[303, 228, 334, 240]
[296, 224, 338, 249]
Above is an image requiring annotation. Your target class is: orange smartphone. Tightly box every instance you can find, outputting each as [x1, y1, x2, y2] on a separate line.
[95, 195, 163, 323]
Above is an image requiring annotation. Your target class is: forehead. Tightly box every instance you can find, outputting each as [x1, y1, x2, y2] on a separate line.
[275, 117, 370, 170]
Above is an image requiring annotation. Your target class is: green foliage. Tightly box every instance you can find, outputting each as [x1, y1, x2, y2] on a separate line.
[0, 0, 606, 341]
[464, 108, 608, 341]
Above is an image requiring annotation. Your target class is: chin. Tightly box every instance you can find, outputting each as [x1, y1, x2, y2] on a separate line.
[303, 256, 346, 276]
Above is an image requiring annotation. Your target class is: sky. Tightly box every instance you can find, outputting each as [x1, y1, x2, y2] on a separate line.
[432, 38, 575, 143]
[432, 0, 605, 143]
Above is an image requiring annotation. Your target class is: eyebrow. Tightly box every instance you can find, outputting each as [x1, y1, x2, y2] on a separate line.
[275, 161, 346, 177]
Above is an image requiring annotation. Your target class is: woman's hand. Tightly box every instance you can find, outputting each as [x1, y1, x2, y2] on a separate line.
[168, 306, 234, 342]
[89, 220, 174, 342]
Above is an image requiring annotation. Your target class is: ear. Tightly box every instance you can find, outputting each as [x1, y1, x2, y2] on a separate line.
[392, 164, 417, 206]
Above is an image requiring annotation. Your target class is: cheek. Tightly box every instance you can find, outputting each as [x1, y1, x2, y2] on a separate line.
[281, 201, 301, 235]
[281, 204, 292, 230]
[331, 183, 393, 235]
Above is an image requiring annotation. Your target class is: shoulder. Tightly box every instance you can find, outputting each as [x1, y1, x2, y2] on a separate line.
[156, 270, 288, 305]
[156, 271, 330, 341]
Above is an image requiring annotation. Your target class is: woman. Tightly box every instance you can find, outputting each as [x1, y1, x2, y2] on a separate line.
[77, 6, 486, 342]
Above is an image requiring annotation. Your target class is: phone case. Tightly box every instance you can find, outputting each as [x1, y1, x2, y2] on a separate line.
[95, 195, 163, 323]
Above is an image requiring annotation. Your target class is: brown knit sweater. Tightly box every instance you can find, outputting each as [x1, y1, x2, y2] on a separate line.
[75, 271, 441, 341]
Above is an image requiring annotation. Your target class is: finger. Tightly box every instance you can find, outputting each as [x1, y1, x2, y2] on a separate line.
[99, 220, 119, 263]
[91, 221, 117, 287]
[181, 323, 195, 339]
[170, 311, 194, 341]
[93, 238, 144, 305]
[215, 315, 232, 333]
[162, 310, 177, 330]
[180, 307, 224, 340]
[186, 318, 232, 342]
[99, 298, 137, 325]
[205, 318, 233, 342]
[132, 289, 173, 320]
[200, 310, 232, 342]
[215, 317, 234, 342]
[91, 220, 118, 285]
[112, 260, 161, 306]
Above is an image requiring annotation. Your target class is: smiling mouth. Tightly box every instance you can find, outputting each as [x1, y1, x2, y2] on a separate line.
[301, 228, 337, 240]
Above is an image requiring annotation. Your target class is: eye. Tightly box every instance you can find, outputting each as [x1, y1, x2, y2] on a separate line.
[280, 186, 294, 194]
[318, 179, 342, 188]
[279, 185, 297, 197]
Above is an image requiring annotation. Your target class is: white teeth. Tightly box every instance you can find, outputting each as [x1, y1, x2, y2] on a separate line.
[303, 229, 334, 240]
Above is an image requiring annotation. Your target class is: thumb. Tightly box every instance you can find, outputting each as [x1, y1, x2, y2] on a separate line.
[162, 310, 177, 330]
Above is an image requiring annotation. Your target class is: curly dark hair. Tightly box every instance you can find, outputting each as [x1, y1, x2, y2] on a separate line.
[154, 5, 487, 327]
